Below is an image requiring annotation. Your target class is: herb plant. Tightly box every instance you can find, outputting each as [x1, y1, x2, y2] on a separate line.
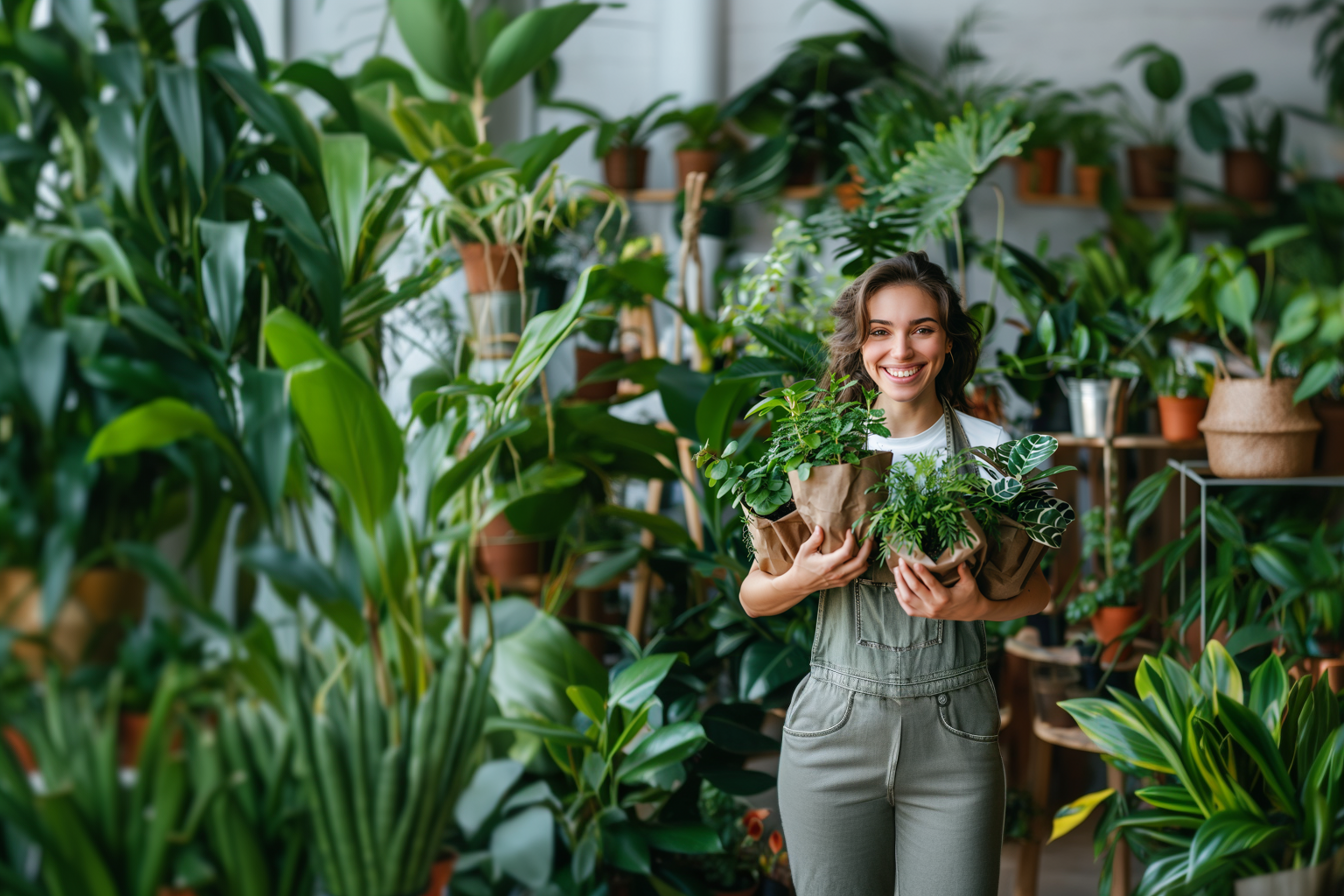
[860, 450, 992, 563]
[695, 377, 889, 518]
[970, 434, 1077, 549]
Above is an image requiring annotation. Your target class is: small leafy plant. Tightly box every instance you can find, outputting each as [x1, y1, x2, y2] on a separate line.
[970, 434, 1077, 549]
[695, 377, 889, 519]
[860, 450, 991, 563]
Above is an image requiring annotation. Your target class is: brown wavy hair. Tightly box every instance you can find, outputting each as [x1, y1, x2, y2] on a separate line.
[825, 252, 982, 412]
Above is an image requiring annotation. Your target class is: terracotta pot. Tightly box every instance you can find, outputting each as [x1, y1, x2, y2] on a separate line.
[1031, 146, 1063, 194]
[459, 242, 521, 295]
[420, 853, 458, 896]
[574, 348, 623, 402]
[1177, 619, 1230, 658]
[1311, 396, 1344, 474]
[1092, 605, 1143, 665]
[1074, 164, 1104, 202]
[0, 567, 146, 676]
[3, 726, 37, 773]
[1199, 377, 1321, 478]
[603, 146, 649, 190]
[1157, 395, 1208, 443]
[1015, 157, 1036, 197]
[476, 514, 548, 585]
[1223, 149, 1274, 202]
[675, 149, 719, 187]
[1127, 145, 1179, 199]
[836, 163, 864, 211]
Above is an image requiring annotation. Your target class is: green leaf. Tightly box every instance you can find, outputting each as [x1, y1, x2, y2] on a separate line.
[479, 4, 600, 99]
[642, 824, 722, 855]
[1248, 225, 1309, 255]
[566, 685, 607, 724]
[15, 326, 67, 432]
[1147, 255, 1205, 324]
[87, 397, 227, 461]
[1125, 468, 1175, 538]
[1294, 359, 1344, 403]
[278, 60, 359, 128]
[391, 0, 475, 95]
[1250, 543, 1305, 591]
[1060, 697, 1176, 773]
[656, 364, 714, 441]
[157, 63, 204, 187]
[595, 505, 692, 547]
[1217, 693, 1298, 820]
[0, 236, 51, 341]
[93, 97, 138, 208]
[58, 227, 145, 304]
[1134, 784, 1200, 814]
[490, 805, 554, 889]
[199, 219, 248, 352]
[1215, 268, 1257, 338]
[609, 654, 681, 711]
[574, 546, 643, 589]
[1211, 71, 1256, 96]
[1274, 291, 1319, 348]
[1189, 95, 1230, 153]
[617, 721, 706, 783]
[320, 133, 370, 280]
[1036, 308, 1057, 354]
[1186, 811, 1287, 886]
[739, 641, 807, 701]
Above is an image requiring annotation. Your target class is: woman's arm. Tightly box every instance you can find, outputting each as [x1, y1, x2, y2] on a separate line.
[892, 558, 1051, 622]
[739, 525, 873, 617]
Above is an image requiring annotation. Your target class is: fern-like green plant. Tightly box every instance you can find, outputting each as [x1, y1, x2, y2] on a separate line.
[859, 449, 993, 562]
[695, 376, 888, 518]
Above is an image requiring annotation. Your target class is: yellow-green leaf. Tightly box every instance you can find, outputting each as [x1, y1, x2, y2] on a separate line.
[1050, 788, 1114, 843]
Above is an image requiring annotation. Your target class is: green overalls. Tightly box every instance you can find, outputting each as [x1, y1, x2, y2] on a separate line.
[777, 408, 1006, 895]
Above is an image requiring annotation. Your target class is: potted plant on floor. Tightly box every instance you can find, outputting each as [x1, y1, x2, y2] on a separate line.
[1188, 70, 1284, 202]
[550, 93, 681, 190]
[695, 376, 891, 574]
[1067, 110, 1117, 202]
[694, 787, 768, 896]
[1093, 43, 1187, 199]
[1053, 643, 1344, 895]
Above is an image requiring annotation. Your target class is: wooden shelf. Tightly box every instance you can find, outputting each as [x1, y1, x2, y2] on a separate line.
[1043, 432, 1205, 450]
[602, 185, 825, 204]
[1017, 192, 1272, 216]
[1032, 715, 1103, 753]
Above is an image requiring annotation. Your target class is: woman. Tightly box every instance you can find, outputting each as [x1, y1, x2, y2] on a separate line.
[740, 252, 1051, 895]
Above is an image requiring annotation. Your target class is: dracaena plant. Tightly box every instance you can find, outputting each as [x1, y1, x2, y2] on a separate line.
[970, 434, 1077, 550]
[1051, 642, 1344, 896]
[694, 376, 888, 518]
[859, 449, 993, 563]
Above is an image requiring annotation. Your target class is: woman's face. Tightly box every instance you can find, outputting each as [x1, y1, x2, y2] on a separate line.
[860, 284, 949, 404]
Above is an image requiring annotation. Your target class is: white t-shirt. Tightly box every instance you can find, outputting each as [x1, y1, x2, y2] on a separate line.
[866, 410, 1009, 473]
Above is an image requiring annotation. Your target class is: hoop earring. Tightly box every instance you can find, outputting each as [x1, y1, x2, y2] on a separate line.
[947, 348, 954, 362]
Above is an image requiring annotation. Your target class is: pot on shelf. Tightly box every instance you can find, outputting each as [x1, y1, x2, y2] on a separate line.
[1157, 395, 1208, 442]
[1091, 604, 1142, 665]
[459, 242, 521, 295]
[1063, 377, 1115, 439]
[836, 164, 865, 211]
[603, 146, 649, 190]
[574, 348, 623, 402]
[675, 149, 719, 187]
[1, 567, 146, 676]
[1199, 375, 1321, 478]
[476, 514, 549, 587]
[1223, 149, 1274, 202]
[1074, 164, 1103, 202]
[1030, 146, 1063, 195]
[1311, 395, 1344, 475]
[1126, 145, 1179, 199]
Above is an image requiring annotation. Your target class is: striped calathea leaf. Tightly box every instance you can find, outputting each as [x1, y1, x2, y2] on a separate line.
[1015, 496, 1075, 549]
[970, 435, 1077, 548]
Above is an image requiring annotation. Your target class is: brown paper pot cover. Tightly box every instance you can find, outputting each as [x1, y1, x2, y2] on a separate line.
[978, 516, 1048, 600]
[746, 507, 813, 577]
[884, 509, 987, 588]
[787, 451, 892, 554]
[1199, 377, 1321, 478]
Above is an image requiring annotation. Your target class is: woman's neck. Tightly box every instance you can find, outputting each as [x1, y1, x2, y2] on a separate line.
[876, 388, 944, 438]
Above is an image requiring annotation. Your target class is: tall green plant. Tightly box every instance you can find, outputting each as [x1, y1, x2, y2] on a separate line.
[1052, 642, 1344, 895]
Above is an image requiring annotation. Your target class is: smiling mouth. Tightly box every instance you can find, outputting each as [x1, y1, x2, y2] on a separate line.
[881, 365, 924, 383]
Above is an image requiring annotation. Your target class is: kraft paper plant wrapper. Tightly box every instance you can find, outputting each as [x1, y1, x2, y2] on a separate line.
[746, 507, 814, 576]
[787, 451, 892, 554]
[884, 509, 987, 588]
[978, 515, 1048, 600]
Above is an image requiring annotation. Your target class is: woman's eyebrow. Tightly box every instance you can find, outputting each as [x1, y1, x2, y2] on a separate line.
[868, 317, 938, 326]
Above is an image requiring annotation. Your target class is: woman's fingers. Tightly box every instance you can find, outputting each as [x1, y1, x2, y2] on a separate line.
[800, 525, 825, 555]
[832, 538, 873, 581]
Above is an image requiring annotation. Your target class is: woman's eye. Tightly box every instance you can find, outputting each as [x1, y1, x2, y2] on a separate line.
[869, 328, 888, 337]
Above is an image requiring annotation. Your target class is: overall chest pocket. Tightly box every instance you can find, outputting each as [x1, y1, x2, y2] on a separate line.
[853, 578, 942, 652]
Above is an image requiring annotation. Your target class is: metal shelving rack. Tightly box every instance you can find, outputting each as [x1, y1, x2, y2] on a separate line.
[1166, 459, 1344, 647]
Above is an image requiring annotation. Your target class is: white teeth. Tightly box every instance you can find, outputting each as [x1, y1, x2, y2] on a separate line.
[885, 367, 920, 380]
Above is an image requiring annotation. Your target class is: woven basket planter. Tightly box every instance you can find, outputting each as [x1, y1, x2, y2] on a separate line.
[1199, 376, 1320, 478]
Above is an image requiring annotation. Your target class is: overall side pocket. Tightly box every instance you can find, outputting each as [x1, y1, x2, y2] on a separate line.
[782, 676, 855, 738]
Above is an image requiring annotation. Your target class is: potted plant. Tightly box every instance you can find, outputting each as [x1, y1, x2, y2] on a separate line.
[111, 618, 210, 770]
[1067, 110, 1116, 202]
[1053, 643, 1344, 895]
[1276, 282, 1344, 473]
[1152, 357, 1213, 442]
[1094, 43, 1187, 198]
[968, 434, 1078, 599]
[1063, 505, 1143, 664]
[859, 449, 993, 588]
[1188, 70, 1284, 202]
[550, 93, 681, 190]
[573, 243, 669, 403]
[695, 376, 891, 573]
[663, 101, 732, 187]
[1015, 82, 1078, 196]
[694, 787, 768, 895]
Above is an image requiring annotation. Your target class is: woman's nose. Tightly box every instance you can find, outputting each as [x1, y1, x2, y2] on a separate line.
[887, 335, 915, 360]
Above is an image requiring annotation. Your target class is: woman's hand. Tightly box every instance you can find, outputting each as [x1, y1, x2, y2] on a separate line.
[739, 526, 872, 617]
[893, 557, 987, 621]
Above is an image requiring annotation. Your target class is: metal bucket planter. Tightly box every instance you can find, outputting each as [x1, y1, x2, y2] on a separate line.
[1063, 377, 1114, 438]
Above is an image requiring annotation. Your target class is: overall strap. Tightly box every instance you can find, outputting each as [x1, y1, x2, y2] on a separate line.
[942, 399, 979, 476]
